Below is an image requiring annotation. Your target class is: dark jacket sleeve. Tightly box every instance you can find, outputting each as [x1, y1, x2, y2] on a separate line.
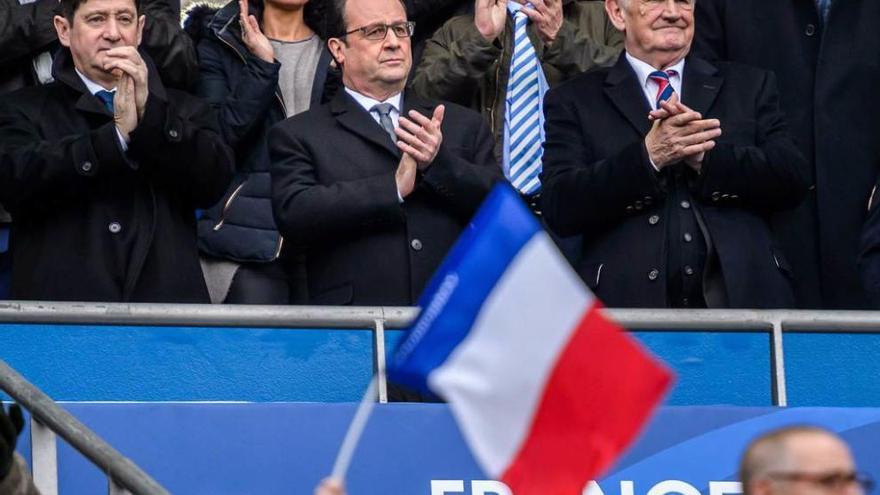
[0, 0, 58, 64]
[0, 96, 135, 209]
[196, 37, 281, 152]
[419, 109, 502, 217]
[140, 0, 199, 90]
[410, 17, 500, 106]
[126, 92, 235, 208]
[270, 122, 406, 244]
[540, 1, 623, 81]
[540, 86, 665, 237]
[692, 0, 727, 62]
[693, 71, 810, 211]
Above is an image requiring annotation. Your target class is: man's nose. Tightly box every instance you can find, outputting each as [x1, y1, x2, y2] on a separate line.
[661, 0, 682, 18]
[103, 18, 122, 40]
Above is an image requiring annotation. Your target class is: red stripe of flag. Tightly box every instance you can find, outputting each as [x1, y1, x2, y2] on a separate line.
[500, 304, 674, 495]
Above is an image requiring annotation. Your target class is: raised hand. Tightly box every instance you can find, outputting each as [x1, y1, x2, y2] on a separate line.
[239, 0, 274, 63]
[103, 46, 148, 121]
[646, 96, 720, 173]
[395, 105, 445, 170]
[520, 0, 563, 45]
[113, 73, 138, 140]
[645, 102, 721, 171]
[474, 0, 509, 43]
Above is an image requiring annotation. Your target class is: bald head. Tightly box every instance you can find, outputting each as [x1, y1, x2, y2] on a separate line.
[740, 427, 860, 495]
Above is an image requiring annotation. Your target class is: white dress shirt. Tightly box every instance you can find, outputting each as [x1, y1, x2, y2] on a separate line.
[76, 69, 128, 151]
[344, 87, 403, 129]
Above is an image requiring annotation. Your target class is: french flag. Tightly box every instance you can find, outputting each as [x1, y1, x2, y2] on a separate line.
[388, 185, 673, 494]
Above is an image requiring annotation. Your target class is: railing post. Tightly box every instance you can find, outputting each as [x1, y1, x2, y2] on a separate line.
[372, 318, 388, 403]
[30, 418, 59, 495]
[770, 318, 788, 407]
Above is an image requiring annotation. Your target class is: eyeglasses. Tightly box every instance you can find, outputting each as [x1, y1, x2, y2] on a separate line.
[767, 471, 875, 494]
[343, 21, 416, 40]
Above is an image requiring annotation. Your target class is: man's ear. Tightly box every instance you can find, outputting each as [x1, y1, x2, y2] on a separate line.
[327, 37, 346, 67]
[605, 0, 627, 32]
[136, 14, 145, 46]
[54, 15, 72, 47]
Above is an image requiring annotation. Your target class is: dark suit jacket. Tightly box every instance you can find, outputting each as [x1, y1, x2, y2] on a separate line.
[0, 49, 233, 302]
[270, 90, 502, 306]
[693, 0, 880, 309]
[541, 54, 810, 308]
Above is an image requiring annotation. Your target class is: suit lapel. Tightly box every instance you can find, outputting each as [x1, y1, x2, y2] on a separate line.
[331, 90, 401, 157]
[681, 56, 723, 117]
[604, 55, 653, 136]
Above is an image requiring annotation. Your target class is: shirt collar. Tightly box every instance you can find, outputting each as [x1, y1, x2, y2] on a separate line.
[75, 68, 116, 96]
[344, 87, 403, 115]
[625, 52, 686, 88]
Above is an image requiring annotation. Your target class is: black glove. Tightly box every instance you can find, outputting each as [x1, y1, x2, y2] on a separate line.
[0, 402, 24, 480]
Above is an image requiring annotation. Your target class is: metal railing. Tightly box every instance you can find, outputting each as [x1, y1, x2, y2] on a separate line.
[0, 359, 169, 495]
[2, 302, 880, 493]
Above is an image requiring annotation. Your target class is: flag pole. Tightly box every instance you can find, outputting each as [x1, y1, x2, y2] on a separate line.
[330, 374, 378, 481]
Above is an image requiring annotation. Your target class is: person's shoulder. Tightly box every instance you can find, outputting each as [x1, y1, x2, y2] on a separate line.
[0, 83, 58, 114]
[270, 103, 335, 138]
[547, 65, 611, 102]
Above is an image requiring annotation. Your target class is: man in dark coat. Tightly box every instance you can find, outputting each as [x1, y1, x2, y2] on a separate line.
[0, 0, 234, 302]
[270, 0, 502, 306]
[693, 0, 880, 309]
[540, 0, 810, 308]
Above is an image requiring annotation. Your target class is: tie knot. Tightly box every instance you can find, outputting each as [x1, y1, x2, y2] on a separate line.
[95, 90, 115, 112]
[372, 103, 395, 117]
[648, 70, 677, 83]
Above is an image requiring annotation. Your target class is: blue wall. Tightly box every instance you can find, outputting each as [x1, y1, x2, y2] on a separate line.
[2, 323, 879, 405]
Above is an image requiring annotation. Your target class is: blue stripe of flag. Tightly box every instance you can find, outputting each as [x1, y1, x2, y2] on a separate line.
[387, 184, 541, 393]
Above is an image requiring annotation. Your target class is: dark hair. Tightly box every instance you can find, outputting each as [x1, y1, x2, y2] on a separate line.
[60, 0, 141, 21]
[323, 0, 408, 39]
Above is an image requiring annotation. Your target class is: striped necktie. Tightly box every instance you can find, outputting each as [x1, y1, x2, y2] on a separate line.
[816, 0, 831, 23]
[505, 5, 544, 196]
[648, 70, 678, 109]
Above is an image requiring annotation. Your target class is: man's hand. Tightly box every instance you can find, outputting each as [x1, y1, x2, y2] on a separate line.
[520, 0, 563, 45]
[645, 97, 721, 171]
[103, 46, 149, 121]
[315, 477, 346, 495]
[474, 0, 508, 43]
[395, 105, 445, 170]
[396, 152, 418, 199]
[239, 0, 274, 63]
[0, 402, 24, 481]
[114, 73, 138, 140]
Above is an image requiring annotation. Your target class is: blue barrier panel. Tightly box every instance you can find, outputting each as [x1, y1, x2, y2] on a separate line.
[785, 333, 880, 406]
[13, 405, 880, 494]
[0, 324, 867, 405]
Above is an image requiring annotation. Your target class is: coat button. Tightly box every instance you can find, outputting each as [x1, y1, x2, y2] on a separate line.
[711, 191, 721, 202]
[81, 161, 93, 172]
[410, 238, 423, 251]
[108, 221, 122, 234]
[168, 129, 179, 139]
[626, 206, 634, 212]
[649, 214, 660, 225]
[648, 269, 659, 281]
[805, 23, 816, 36]
[683, 232, 693, 242]
[680, 200, 691, 209]
[684, 265, 694, 276]
[644, 195, 653, 206]
[634, 201, 644, 210]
